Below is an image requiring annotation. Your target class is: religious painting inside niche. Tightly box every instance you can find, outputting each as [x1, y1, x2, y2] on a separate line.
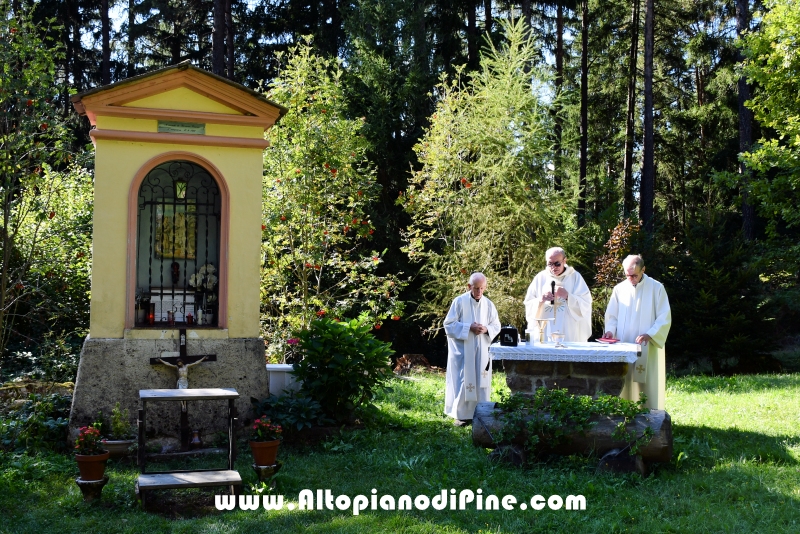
[155, 201, 197, 259]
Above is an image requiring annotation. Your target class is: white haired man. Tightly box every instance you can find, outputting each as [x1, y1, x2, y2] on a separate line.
[524, 247, 592, 343]
[604, 254, 672, 410]
[443, 272, 501, 426]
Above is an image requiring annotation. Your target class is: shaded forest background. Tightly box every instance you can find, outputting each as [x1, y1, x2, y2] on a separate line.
[2, 0, 799, 381]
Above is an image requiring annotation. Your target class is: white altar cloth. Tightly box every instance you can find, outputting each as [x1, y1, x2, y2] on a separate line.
[489, 341, 640, 363]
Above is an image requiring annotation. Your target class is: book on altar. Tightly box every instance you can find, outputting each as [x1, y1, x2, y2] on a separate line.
[595, 337, 619, 344]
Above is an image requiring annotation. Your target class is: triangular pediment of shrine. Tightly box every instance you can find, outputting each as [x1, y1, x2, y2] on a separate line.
[71, 61, 285, 131]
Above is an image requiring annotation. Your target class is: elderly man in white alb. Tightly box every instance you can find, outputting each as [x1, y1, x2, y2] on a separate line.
[524, 247, 592, 343]
[443, 272, 501, 426]
[604, 254, 672, 410]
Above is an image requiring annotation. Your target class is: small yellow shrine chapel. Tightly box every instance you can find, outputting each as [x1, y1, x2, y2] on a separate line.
[68, 62, 285, 437]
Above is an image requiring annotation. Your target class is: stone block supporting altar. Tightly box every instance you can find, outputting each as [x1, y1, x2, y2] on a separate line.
[504, 360, 628, 397]
[70, 335, 266, 437]
[472, 402, 673, 463]
[484, 342, 673, 467]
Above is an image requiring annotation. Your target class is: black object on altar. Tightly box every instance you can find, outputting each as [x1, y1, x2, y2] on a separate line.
[500, 325, 519, 347]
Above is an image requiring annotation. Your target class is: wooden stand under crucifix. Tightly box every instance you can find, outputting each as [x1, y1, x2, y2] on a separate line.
[150, 329, 217, 451]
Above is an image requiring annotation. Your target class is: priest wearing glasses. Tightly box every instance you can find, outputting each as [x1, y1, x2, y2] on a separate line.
[604, 254, 672, 410]
[443, 272, 501, 426]
[524, 247, 593, 343]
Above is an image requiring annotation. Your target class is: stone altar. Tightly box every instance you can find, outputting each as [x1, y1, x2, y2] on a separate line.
[490, 341, 641, 398]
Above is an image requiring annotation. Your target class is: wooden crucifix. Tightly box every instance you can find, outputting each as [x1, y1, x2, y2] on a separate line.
[149, 329, 217, 389]
[149, 329, 217, 451]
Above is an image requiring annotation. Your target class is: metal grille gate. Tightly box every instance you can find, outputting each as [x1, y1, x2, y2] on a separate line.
[135, 161, 221, 327]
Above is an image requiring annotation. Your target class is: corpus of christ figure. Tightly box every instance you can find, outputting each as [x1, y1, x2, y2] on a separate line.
[157, 356, 208, 389]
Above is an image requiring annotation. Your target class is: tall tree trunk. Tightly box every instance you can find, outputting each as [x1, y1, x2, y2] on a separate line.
[171, 21, 181, 64]
[695, 66, 705, 143]
[65, 2, 74, 112]
[414, 0, 427, 75]
[622, 0, 640, 216]
[226, 0, 234, 79]
[71, 0, 81, 90]
[521, 0, 532, 29]
[467, 2, 478, 70]
[640, 0, 654, 232]
[578, 0, 588, 226]
[0, 194, 12, 362]
[484, 0, 492, 35]
[128, 0, 136, 77]
[320, 0, 341, 57]
[737, 0, 755, 241]
[554, 2, 564, 191]
[212, 0, 225, 75]
[102, 0, 110, 85]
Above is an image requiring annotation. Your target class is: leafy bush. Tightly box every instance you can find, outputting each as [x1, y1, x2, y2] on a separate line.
[292, 314, 394, 423]
[0, 393, 71, 453]
[0, 14, 92, 367]
[495, 389, 652, 458]
[2, 330, 84, 384]
[251, 392, 332, 432]
[106, 402, 135, 440]
[260, 39, 405, 363]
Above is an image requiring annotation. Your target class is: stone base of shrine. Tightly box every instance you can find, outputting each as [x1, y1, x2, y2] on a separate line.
[503, 360, 628, 397]
[68, 334, 267, 441]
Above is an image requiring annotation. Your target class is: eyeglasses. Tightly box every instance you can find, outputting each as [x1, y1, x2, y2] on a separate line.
[547, 261, 562, 268]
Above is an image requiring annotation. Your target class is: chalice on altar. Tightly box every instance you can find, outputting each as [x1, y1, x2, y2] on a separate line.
[551, 331, 566, 348]
[534, 317, 554, 344]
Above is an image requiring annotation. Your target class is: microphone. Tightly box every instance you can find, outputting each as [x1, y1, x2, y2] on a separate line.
[551, 281, 555, 305]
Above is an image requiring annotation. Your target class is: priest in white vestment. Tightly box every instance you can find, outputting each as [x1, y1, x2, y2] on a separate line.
[443, 272, 501, 424]
[604, 254, 672, 410]
[524, 247, 592, 343]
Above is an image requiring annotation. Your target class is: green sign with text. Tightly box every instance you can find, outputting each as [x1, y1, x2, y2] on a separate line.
[157, 121, 206, 135]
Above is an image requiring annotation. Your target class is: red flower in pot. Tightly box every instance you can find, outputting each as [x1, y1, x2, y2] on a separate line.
[75, 425, 109, 481]
[249, 417, 283, 467]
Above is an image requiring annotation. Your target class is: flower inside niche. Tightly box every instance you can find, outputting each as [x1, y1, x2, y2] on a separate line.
[190, 263, 218, 292]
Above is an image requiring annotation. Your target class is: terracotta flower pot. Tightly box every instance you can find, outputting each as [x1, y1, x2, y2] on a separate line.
[75, 451, 110, 481]
[250, 440, 280, 466]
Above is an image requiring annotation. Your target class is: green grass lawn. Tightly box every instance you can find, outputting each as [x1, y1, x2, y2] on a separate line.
[1, 371, 799, 533]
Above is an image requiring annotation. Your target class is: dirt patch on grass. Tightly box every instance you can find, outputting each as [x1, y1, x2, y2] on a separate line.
[139, 487, 225, 518]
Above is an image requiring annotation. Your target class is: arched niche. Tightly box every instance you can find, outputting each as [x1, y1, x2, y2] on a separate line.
[126, 153, 230, 329]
